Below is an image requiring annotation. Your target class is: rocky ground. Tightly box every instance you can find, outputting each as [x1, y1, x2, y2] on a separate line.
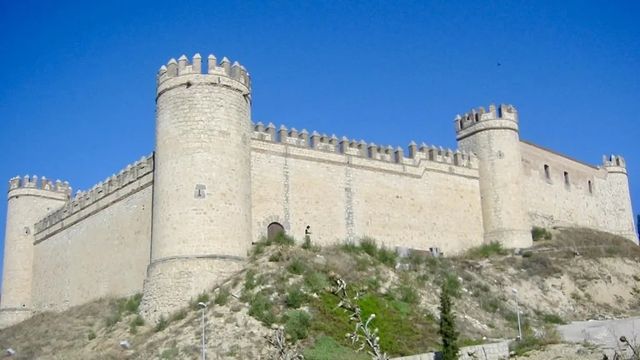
[1, 227, 640, 359]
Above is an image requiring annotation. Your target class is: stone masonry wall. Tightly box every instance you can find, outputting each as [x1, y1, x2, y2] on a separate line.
[30, 157, 153, 312]
[250, 124, 484, 255]
[520, 141, 637, 241]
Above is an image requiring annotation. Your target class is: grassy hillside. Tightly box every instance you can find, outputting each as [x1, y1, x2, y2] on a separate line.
[1, 227, 639, 359]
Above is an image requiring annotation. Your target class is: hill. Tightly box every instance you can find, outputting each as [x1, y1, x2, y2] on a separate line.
[1, 227, 640, 359]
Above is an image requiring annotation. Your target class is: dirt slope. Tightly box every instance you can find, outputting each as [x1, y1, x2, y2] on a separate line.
[1, 227, 639, 359]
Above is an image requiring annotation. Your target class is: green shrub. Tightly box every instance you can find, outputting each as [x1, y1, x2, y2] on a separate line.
[304, 270, 329, 293]
[245, 269, 258, 290]
[367, 276, 381, 292]
[464, 242, 507, 259]
[160, 347, 180, 359]
[124, 293, 143, 313]
[541, 313, 565, 324]
[171, 309, 187, 321]
[104, 312, 121, 328]
[284, 310, 311, 341]
[129, 314, 145, 333]
[285, 286, 306, 308]
[287, 258, 308, 275]
[377, 246, 397, 267]
[407, 251, 427, 268]
[251, 239, 268, 257]
[248, 292, 277, 326]
[531, 226, 553, 241]
[273, 232, 296, 246]
[479, 296, 501, 313]
[269, 251, 284, 262]
[190, 293, 210, 309]
[214, 287, 231, 306]
[442, 274, 462, 298]
[131, 314, 144, 326]
[155, 316, 168, 332]
[87, 330, 96, 340]
[395, 284, 419, 304]
[195, 293, 210, 304]
[359, 237, 378, 257]
[340, 241, 360, 253]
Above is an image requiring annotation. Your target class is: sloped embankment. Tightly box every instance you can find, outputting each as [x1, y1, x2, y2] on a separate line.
[1, 227, 639, 359]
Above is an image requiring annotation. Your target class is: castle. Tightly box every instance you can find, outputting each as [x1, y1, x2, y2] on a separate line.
[0, 53, 636, 327]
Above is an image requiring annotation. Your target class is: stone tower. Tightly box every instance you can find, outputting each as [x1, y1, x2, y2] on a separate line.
[0, 176, 70, 328]
[602, 155, 637, 242]
[140, 54, 252, 320]
[455, 104, 532, 248]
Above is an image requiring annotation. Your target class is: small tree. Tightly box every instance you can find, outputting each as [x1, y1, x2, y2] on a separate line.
[439, 281, 459, 360]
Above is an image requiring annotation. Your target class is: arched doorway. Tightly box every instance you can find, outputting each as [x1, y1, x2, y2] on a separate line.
[267, 222, 285, 241]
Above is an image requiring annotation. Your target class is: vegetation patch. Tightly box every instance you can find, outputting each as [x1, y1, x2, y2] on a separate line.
[531, 226, 553, 241]
[303, 270, 329, 293]
[541, 312, 565, 325]
[214, 287, 231, 306]
[510, 326, 560, 356]
[129, 314, 145, 334]
[303, 336, 369, 360]
[464, 242, 508, 259]
[287, 257, 308, 275]
[155, 316, 169, 332]
[248, 291, 277, 326]
[309, 290, 438, 357]
[190, 293, 210, 309]
[285, 286, 307, 309]
[284, 310, 311, 340]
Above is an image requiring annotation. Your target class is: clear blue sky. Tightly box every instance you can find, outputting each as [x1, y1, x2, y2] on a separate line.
[0, 1, 638, 282]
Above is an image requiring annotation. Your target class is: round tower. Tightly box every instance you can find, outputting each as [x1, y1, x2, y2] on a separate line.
[0, 176, 70, 328]
[455, 104, 532, 248]
[140, 53, 252, 320]
[601, 155, 638, 242]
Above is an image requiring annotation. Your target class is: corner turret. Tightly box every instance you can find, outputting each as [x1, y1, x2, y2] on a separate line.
[601, 155, 637, 242]
[0, 175, 69, 328]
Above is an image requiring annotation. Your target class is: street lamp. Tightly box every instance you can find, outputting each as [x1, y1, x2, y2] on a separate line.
[198, 302, 207, 360]
[512, 288, 522, 341]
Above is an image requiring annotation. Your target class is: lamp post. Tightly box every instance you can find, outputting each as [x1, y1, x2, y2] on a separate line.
[512, 288, 522, 341]
[198, 302, 207, 360]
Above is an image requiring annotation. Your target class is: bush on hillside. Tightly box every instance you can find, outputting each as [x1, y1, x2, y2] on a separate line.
[531, 226, 553, 241]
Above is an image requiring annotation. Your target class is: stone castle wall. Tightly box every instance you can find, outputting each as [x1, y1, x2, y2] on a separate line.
[29, 155, 153, 312]
[520, 142, 636, 241]
[13, 123, 634, 315]
[250, 124, 484, 254]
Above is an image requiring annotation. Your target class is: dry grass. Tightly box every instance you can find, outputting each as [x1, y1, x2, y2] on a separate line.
[532, 227, 640, 259]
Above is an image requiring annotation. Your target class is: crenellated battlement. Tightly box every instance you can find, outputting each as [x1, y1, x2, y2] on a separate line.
[7, 175, 71, 196]
[156, 53, 250, 89]
[603, 155, 626, 168]
[33, 154, 154, 235]
[251, 122, 477, 169]
[455, 104, 518, 133]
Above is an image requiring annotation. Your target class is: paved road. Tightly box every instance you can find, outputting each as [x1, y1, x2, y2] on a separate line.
[558, 317, 640, 352]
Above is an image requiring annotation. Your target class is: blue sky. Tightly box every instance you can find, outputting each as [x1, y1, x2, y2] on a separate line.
[0, 1, 638, 281]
